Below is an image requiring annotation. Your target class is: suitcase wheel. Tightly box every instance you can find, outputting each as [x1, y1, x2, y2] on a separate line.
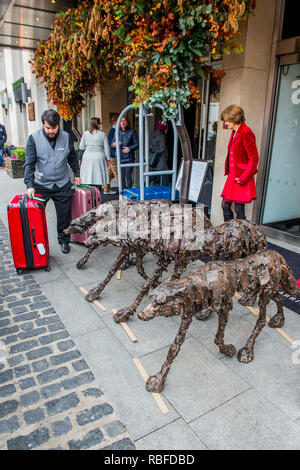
[16, 269, 23, 275]
[44, 266, 51, 272]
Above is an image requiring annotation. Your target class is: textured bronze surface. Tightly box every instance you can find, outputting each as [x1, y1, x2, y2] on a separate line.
[111, 217, 267, 323]
[65, 200, 210, 299]
[65, 199, 176, 271]
[65, 201, 267, 323]
[138, 250, 300, 392]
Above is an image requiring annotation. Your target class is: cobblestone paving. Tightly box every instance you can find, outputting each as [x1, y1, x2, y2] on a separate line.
[0, 219, 135, 450]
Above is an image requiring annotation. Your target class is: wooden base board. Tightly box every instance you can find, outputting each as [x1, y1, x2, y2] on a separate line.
[235, 292, 295, 346]
[133, 357, 169, 415]
[112, 309, 138, 343]
[78, 287, 106, 311]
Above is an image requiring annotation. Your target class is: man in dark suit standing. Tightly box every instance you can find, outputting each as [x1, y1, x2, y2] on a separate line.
[0, 123, 7, 169]
[24, 109, 81, 254]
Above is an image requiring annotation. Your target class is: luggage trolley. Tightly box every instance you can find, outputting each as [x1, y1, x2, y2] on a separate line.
[115, 104, 179, 201]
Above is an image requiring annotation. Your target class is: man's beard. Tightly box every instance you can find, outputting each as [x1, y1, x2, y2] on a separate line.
[47, 133, 57, 140]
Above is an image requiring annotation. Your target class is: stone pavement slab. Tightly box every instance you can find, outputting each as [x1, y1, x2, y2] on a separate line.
[136, 418, 207, 450]
[83, 278, 141, 313]
[141, 337, 251, 423]
[221, 338, 300, 422]
[72, 327, 179, 441]
[190, 388, 300, 450]
[57, 259, 111, 288]
[101, 309, 187, 358]
[29, 259, 67, 286]
[39, 278, 106, 338]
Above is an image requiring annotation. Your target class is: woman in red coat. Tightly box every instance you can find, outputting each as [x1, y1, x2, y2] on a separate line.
[220, 105, 259, 221]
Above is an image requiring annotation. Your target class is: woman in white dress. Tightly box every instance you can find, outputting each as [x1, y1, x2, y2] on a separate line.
[79, 117, 110, 190]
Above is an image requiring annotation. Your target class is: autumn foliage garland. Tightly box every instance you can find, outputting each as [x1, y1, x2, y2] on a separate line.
[32, 0, 256, 121]
[31, 1, 123, 120]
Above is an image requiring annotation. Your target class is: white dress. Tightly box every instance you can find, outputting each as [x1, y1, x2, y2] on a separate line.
[79, 130, 110, 185]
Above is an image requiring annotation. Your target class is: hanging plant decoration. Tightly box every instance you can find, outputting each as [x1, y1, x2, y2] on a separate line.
[32, 0, 256, 122]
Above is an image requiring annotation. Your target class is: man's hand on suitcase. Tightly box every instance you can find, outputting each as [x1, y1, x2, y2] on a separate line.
[27, 188, 35, 198]
[74, 177, 82, 186]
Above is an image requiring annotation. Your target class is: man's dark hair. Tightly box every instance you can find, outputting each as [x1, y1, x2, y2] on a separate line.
[41, 109, 60, 127]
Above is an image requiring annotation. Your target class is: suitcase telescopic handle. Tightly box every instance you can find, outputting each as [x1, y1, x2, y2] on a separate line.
[31, 227, 37, 248]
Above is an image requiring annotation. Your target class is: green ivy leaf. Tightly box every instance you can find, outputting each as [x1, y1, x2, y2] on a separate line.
[164, 56, 172, 66]
[189, 46, 203, 57]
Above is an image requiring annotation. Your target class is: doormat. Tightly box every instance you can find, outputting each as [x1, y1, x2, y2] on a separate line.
[268, 242, 300, 315]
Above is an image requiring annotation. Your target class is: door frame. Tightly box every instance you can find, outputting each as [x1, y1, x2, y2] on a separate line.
[196, 60, 222, 162]
[252, 0, 300, 247]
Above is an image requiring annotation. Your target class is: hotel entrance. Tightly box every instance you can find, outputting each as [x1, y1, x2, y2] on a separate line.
[261, 60, 300, 243]
[257, 0, 300, 247]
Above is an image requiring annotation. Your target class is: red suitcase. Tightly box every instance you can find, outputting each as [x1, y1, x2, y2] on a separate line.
[70, 185, 101, 244]
[7, 194, 50, 273]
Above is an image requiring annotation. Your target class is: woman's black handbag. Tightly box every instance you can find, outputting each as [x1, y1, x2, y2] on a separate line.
[76, 149, 84, 161]
[149, 151, 162, 168]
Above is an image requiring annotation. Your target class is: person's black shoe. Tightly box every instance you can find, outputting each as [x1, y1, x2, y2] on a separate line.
[128, 256, 137, 266]
[61, 243, 70, 254]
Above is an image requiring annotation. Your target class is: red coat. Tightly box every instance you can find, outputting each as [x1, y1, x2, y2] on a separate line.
[221, 122, 259, 203]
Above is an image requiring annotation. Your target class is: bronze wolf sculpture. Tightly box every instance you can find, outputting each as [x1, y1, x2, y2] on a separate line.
[138, 250, 300, 392]
[65, 200, 267, 323]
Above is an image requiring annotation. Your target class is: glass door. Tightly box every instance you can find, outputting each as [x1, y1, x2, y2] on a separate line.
[262, 61, 300, 239]
[196, 64, 221, 213]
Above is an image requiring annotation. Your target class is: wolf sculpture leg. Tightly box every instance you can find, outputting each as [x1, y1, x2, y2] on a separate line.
[146, 307, 194, 393]
[214, 307, 236, 357]
[86, 247, 130, 302]
[113, 260, 170, 323]
[237, 291, 269, 363]
[76, 245, 98, 270]
[171, 257, 188, 281]
[135, 252, 149, 281]
[268, 291, 285, 329]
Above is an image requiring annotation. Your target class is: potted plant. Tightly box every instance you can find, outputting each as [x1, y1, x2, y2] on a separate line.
[5, 147, 25, 178]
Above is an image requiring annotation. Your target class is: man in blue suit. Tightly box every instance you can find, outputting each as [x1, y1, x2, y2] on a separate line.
[0, 123, 7, 168]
